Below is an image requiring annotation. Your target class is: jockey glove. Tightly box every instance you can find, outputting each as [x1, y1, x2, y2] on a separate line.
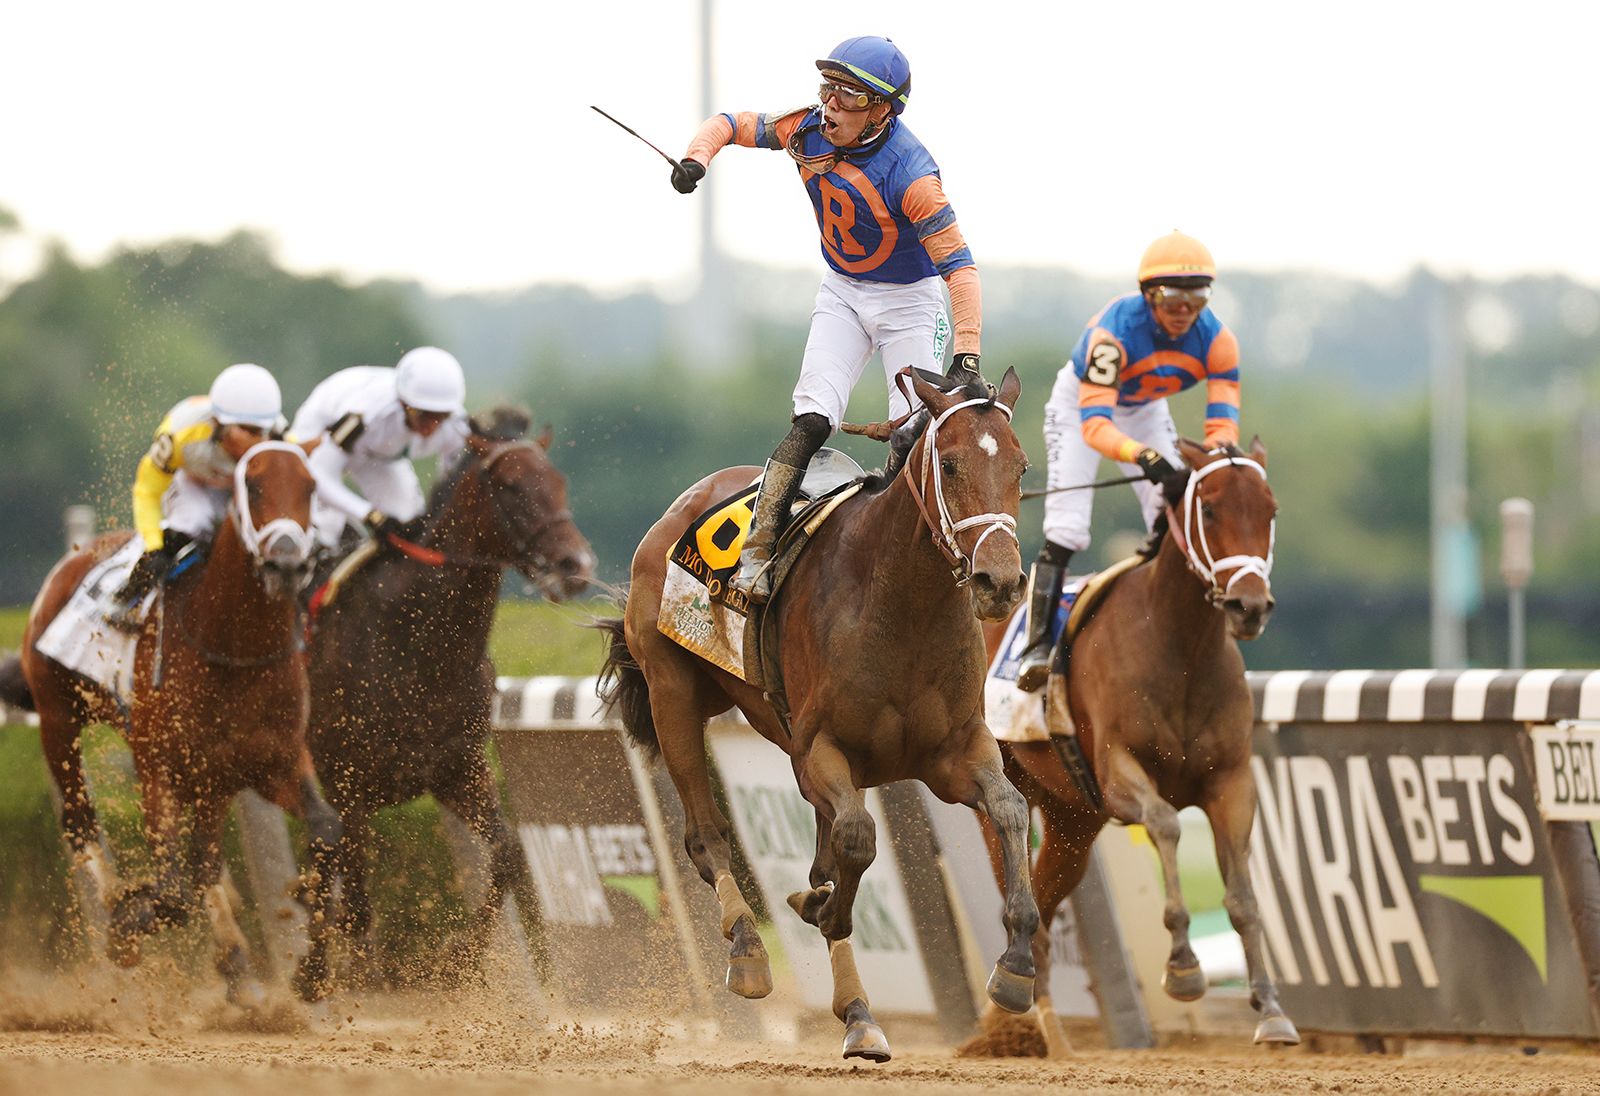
[671, 158, 706, 194]
[364, 509, 404, 543]
[948, 352, 981, 379]
[121, 533, 190, 601]
[1038, 540, 1074, 568]
[1135, 448, 1180, 484]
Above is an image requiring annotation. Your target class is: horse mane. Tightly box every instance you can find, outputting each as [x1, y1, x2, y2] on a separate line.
[426, 404, 532, 512]
[1139, 443, 1250, 560]
[858, 379, 1001, 494]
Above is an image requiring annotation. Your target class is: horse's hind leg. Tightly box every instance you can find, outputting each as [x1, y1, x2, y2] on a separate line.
[37, 702, 120, 917]
[1205, 765, 1300, 1045]
[1104, 748, 1203, 1002]
[434, 759, 541, 971]
[191, 797, 267, 1011]
[650, 669, 771, 999]
[108, 765, 191, 966]
[263, 757, 343, 1002]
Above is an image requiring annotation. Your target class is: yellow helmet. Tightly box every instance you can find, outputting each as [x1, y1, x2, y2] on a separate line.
[1137, 231, 1216, 284]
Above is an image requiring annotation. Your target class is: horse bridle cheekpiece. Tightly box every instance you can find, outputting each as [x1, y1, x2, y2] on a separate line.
[232, 441, 314, 564]
[899, 372, 1019, 584]
[1174, 453, 1274, 604]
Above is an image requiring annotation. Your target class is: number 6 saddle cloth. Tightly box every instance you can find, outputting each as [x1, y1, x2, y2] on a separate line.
[658, 448, 864, 685]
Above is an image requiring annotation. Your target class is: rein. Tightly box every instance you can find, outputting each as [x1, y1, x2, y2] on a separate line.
[1166, 454, 1274, 604]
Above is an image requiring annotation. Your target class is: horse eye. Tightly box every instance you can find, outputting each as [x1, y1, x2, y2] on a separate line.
[1201, 502, 1215, 519]
[941, 458, 957, 476]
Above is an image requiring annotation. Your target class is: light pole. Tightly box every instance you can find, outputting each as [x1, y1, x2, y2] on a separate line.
[1499, 497, 1534, 669]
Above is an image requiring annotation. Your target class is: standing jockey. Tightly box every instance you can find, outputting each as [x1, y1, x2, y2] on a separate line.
[1016, 232, 1241, 691]
[291, 346, 470, 550]
[111, 363, 286, 624]
[672, 35, 983, 603]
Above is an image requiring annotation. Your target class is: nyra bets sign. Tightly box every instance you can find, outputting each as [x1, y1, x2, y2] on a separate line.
[1247, 722, 1595, 1038]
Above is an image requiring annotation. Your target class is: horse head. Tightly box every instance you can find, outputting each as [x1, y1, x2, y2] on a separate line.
[1172, 436, 1276, 640]
[906, 367, 1027, 621]
[434, 406, 596, 601]
[233, 441, 317, 600]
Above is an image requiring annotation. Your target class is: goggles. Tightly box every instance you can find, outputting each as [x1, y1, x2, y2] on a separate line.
[1147, 284, 1213, 310]
[818, 80, 878, 111]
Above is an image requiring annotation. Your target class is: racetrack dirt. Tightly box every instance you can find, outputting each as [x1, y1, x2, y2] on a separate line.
[2, 979, 1595, 1096]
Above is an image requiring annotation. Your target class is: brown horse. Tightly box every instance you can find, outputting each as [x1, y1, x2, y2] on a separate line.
[983, 437, 1297, 1053]
[597, 369, 1040, 1063]
[12, 442, 338, 1008]
[295, 408, 594, 1000]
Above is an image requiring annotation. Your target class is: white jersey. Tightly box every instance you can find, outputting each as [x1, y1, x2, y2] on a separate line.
[291, 366, 469, 529]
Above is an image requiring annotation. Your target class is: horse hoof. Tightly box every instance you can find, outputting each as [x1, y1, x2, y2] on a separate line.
[1254, 1014, 1301, 1046]
[292, 959, 331, 1003]
[1162, 963, 1207, 1002]
[842, 1020, 891, 1062]
[106, 934, 142, 969]
[725, 954, 773, 999]
[986, 962, 1034, 1014]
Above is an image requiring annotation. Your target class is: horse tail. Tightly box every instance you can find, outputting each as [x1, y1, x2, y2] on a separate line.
[0, 654, 35, 712]
[592, 603, 658, 757]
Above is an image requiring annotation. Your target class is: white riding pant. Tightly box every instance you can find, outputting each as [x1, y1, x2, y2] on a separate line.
[162, 470, 229, 542]
[310, 457, 427, 548]
[1042, 367, 1182, 553]
[791, 271, 951, 428]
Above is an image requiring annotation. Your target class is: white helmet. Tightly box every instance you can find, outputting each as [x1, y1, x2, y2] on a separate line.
[209, 363, 282, 428]
[395, 346, 466, 415]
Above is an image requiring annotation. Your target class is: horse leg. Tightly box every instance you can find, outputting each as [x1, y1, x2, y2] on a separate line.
[1103, 749, 1203, 1001]
[190, 798, 268, 1011]
[652, 676, 771, 999]
[1020, 798, 1096, 1058]
[336, 812, 377, 972]
[108, 765, 190, 966]
[435, 761, 533, 967]
[37, 704, 120, 914]
[793, 741, 889, 1063]
[263, 758, 343, 1002]
[1204, 765, 1300, 1045]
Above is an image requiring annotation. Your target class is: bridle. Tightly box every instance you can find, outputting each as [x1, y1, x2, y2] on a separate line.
[390, 439, 574, 576]
[232, 441, 315, 566]
[1166, 453, 1275, 605]
[898, 373, 1019, 585]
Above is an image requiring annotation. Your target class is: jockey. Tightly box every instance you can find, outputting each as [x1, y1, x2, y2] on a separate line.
[1016, 232, 1241, 691]
[112, 363, 285, 620]
[290, 346, 470, 550]
[672, 35, 983, 603]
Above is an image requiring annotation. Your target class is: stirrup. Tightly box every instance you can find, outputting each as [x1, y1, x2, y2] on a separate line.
[1016, 649, 1050, 693]
[730, 552, 774, 605]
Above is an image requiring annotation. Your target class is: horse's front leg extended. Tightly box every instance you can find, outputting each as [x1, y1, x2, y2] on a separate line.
[965, 739, 1040, 1015]
[108, 765, 190, 966]
[794, 738, 890, 1062]
[267, 762, 343, 1002]
[191, 798, 267, 1012]
[1104, 748, 1203, 1002]
[1205, 764, 1300, 1045]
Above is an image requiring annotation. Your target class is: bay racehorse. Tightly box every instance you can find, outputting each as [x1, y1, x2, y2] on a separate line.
[597, 368, 1040, 1063]
[295, 407, 594, 1000]
[10, 441, 338, 1008]
[983, 437, 1298, 1053]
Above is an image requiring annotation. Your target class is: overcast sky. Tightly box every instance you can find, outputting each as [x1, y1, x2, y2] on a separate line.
[4, 1, 1597, 295]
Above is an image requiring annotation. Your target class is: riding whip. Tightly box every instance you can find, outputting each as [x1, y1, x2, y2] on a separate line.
[590, 106, 685, 171]
[1020, 472, 1147, 500]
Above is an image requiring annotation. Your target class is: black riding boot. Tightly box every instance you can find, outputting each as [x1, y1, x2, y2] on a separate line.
[730, 459, 806, 604]
[1016, 552, 1069, 693]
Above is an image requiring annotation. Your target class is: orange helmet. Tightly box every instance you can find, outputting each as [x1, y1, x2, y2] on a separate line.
[1137, 231, 1216, 284]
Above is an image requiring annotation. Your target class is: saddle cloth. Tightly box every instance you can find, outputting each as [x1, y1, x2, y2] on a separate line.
[986, 554, 1144, 743]
[34, 537, 147, 703]
[658, 449, 865, 683]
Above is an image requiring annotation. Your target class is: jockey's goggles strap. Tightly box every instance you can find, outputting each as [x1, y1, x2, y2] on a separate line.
[232, 441, 315, 563]
[1180, 455, 1273, 598]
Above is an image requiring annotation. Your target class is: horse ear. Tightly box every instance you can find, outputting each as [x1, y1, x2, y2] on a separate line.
[1175, 437, 1212, 469]
[536, 423, 554, 451]
[909, 371, 957, 417]
[1249, 434, 1267, 468]
[995, 367, 1021, 412]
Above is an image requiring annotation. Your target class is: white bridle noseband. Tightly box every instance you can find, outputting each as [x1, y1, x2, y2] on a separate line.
[912, 386, 1019, 583]
[1176, 454, 1274, 601]
[232, 441, 315, 563]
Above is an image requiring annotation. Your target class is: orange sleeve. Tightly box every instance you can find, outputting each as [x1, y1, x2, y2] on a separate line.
[683, 109, 808, 166]
[903, 175, 980, 354]
[1077, 331, 1143, 463]
[1203, 327, 1242, 448]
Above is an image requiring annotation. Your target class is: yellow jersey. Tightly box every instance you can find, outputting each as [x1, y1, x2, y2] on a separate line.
[132, 396, 233, 549]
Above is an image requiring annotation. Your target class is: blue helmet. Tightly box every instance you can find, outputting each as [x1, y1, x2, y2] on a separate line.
[816, 36, 911, 115]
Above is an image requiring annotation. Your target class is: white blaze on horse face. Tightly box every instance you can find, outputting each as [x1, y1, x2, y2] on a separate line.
[978, 433, 999, 457]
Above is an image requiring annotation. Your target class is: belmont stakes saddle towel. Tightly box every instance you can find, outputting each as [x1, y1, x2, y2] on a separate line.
[658, 448, 865, 684]
[34, 536, 149, 704]
[986, 554, 1144, 744]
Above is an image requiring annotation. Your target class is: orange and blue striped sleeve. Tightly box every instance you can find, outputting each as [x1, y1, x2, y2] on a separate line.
[683, 109, 808, 166]
[903, 174, 979, 354]
[1204, 327, 1241, 447]
[1077, 330, 1144, 463]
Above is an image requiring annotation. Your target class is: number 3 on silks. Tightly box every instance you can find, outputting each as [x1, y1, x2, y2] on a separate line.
[1085, 341, 1121, 387]
[696, 492, 756, 572]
